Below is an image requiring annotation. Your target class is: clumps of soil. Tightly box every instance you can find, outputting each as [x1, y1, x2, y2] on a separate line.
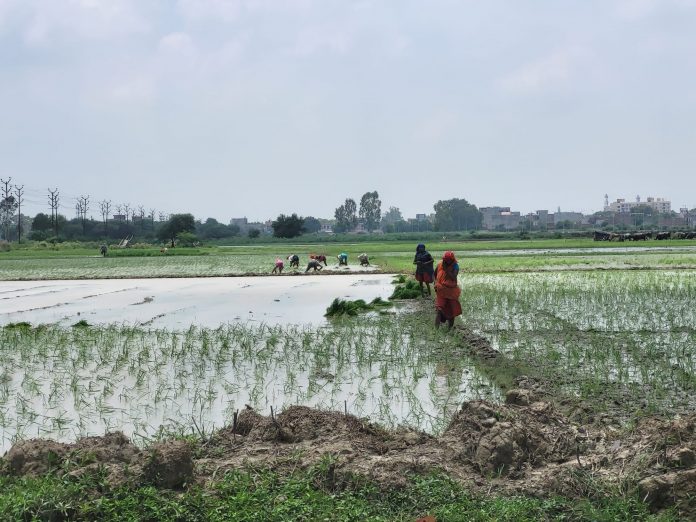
[143, 440, 193, 489]
[441, 397, 579, 476]
[2, 431, 192, 490]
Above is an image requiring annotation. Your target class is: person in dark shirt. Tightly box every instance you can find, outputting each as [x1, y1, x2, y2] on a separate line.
[413, 243, 434, 297]
[288, 254, 300, 268]
[305, 259, 323, 272]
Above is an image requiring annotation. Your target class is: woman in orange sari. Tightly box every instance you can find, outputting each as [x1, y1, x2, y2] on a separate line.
[434, 251, 462, 328]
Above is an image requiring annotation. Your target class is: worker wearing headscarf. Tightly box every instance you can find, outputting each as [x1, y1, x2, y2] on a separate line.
[413, 243, 434, 296]
[271, 257, 284, 274]
[434, 251, 462, 328]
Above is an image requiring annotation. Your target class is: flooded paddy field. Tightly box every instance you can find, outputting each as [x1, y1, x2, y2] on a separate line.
[0, 315, 496, 454]
[462, 270, 696, 417]
[2, 254, 696, 517]
[0, 274, 394, 328]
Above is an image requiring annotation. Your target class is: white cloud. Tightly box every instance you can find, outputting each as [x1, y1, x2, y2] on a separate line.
[290, 25, 353, 56]
[158, 32, 196, 56]
[176, 0, 312, 22]
[498, 47, 589, 94]
[108, 75, 155, 103]
[18, 0, 149, 45]
[177, 0, 241, 22]
[614, 0, 696, 19]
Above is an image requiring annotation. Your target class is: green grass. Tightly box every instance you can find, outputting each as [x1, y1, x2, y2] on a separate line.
[2, 239, 695, 280]
[0, 468, 673, 521]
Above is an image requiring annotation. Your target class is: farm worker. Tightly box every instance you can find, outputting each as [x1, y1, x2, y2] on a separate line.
[271, 258, 284, 274]
[434, 251, 462, 329]
[337, 252, 348, 266]
[99, 244, 108, 257]
[413, 244, 434, 297]
[311, 254, 328, 266]
[305, 259, 323, 272]
[358, 253, 370, 266]
[288, 254, 300, 268]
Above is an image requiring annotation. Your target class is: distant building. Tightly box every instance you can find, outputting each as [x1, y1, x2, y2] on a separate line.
[605, 196, 671, 214]
[481, 207, 522, 230]
[230, 217, 271, 234]
[229, 217, 248, 228]
[113, 214, 126, 221]
[553, 211, 585, 225]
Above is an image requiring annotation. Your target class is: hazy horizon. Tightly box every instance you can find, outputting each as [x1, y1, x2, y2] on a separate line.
[2, 0, 695, 223]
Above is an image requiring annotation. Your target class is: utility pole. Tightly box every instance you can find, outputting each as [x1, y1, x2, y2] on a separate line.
[14, 185, 23, 243]
[48, 188, 60, 237]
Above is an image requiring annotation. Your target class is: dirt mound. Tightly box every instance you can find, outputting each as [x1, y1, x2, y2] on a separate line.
[441, 398, 579, 476]
[143, 440, 193, 489]
[5, 439, 69, 476]
[1, 432, 193, 490]
[3, 400, 696, 516]
[246, 406, 390, 443]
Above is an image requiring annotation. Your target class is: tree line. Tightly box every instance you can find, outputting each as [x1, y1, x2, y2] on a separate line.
[2, 181, 485, 245]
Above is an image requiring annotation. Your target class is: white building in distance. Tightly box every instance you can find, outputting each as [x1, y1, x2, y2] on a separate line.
[604, 196, 671, 214]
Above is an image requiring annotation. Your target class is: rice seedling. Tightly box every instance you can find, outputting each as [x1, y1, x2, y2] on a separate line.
[0, 313, 497, 452]
[459, 270, 696, 417]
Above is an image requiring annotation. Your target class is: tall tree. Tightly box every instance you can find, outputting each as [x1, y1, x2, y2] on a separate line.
[433, 198, 482, 231]
[47, 188, 60, 236]
[157, 213, 196, 247]
[137, 205, 145, 230]
[272, 214, 305, 238]
[99, 200, 112, 236]
[0, 178, 17, 240]
[359, 191, 381, 232]
[14, 185, 24, 243]
[381, 206, 403, 225]
[334, 198, 358, 233]
[77, 195, 90, 236]
[303, 216, 322, 234]
[31, 213, 52, 232]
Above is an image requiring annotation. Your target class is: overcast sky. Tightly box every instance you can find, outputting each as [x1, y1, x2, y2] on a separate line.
[1, 0, 695, 223]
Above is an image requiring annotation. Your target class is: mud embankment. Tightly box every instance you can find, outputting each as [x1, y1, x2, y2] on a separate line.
[2, 393, 695, 517]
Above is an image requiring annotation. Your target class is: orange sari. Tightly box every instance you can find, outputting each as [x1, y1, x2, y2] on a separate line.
[435, 261, 462, 319]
